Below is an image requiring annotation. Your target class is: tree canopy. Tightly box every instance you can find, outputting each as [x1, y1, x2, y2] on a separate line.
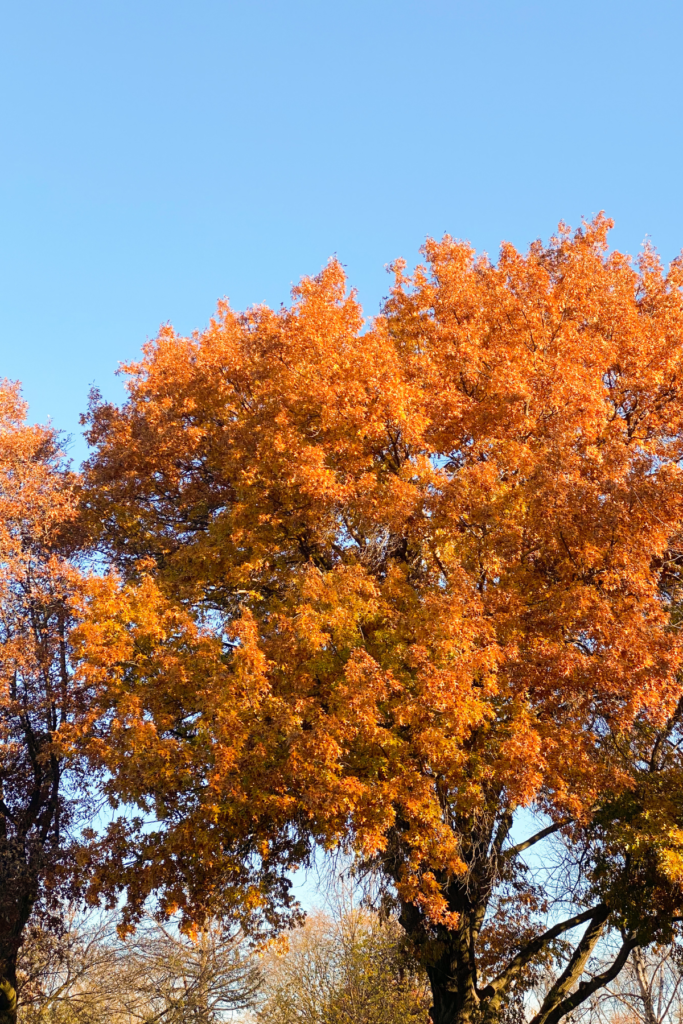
[72, 216, 683, 1024]
[255, 906, 430, 1024]
[0, 382, 95, 1024]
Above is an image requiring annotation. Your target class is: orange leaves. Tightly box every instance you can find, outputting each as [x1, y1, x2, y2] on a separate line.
[0, 382, 103, 973]
[78, 219, 683, 927]
[73, 575, 274, 803]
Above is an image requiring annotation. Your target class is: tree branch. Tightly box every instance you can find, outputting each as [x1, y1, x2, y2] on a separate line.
[481, 904, 608, 1005]
[650, 695, 683, 771]
[504, 820, 572, 860]
[530, 906, 611, 1024]
[534, 933, 638, 1024]
[491, 810, 514, 858]
[632, 947, 658, 1024]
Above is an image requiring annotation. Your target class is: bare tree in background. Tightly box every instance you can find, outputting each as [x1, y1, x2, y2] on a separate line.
[550, 944, 683, 1024]
[112, 917, 260, 1023]
[17, 907, 116, 1023]
[16, 908, 260, 1023]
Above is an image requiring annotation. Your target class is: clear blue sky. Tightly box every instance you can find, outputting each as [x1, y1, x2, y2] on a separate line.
[2, 0, 682, 462]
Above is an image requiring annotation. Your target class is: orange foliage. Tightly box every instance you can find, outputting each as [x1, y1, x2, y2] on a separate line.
[78, 217, 683, 931]
[0, 382, 93, 1015]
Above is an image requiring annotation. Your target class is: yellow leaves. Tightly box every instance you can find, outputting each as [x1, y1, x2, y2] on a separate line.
[293, 563, 381, 654]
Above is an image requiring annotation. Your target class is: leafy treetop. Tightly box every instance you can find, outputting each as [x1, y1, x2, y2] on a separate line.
[75, 217, 683, 1021]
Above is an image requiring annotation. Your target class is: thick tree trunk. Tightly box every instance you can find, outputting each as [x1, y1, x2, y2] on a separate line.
[422, 935, 483, 1024]
[0, 963, 17, 1024]
[427, 981, 475, 1024]
[399, 886, 484, 1024]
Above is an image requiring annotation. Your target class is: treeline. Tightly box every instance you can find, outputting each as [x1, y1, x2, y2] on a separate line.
[16, 900, 683, 1024]
[5, 215, 683, 1024]
[17, 902, 429, 1024]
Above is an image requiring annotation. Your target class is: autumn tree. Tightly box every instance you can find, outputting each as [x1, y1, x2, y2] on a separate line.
[254, 906, 430, 1024]
[0, 382, 96, 1024]
[77, 217, 683, 1024]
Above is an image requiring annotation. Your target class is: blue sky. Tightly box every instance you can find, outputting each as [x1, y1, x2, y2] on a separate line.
[2, 0, 683, 462]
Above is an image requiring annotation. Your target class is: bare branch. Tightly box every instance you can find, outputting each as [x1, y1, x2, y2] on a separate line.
[504, 820, 572, 860]
[531, 907, 611, 1024]
[537, 934, 638, 1024]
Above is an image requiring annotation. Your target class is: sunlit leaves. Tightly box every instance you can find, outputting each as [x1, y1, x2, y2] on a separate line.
[78, 218, 683, 928]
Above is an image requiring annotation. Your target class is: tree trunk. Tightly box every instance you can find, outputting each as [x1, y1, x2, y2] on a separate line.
[427, 982, 469, 1024]
[633, 948, 658, 1024]
[399, 891, 482, 1024]
[423, 942, 481, 1024]
[0, 962, 17, 1024]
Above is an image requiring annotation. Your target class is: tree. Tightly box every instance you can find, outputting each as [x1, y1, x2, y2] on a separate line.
[0, 382, 95, 1024]
[254, 907, 430, 1024]
[17, 907, 118, 1024]
[565, 942, 683, 1024]
[77, 217, 683, 1024]
[107, 917, 260, 1023]
[16, 908, 260, 1023]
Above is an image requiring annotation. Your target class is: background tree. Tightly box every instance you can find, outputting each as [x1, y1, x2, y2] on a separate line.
[77, 217, 683, 1024]
[109, 917, 260, 1024]
[17, 908, 117, 1024]
[0, 381, 95, 1024]
[561, 942, 683, 1024]
[253, 906, 430, 1024]
[17, 908, 260, 1024]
